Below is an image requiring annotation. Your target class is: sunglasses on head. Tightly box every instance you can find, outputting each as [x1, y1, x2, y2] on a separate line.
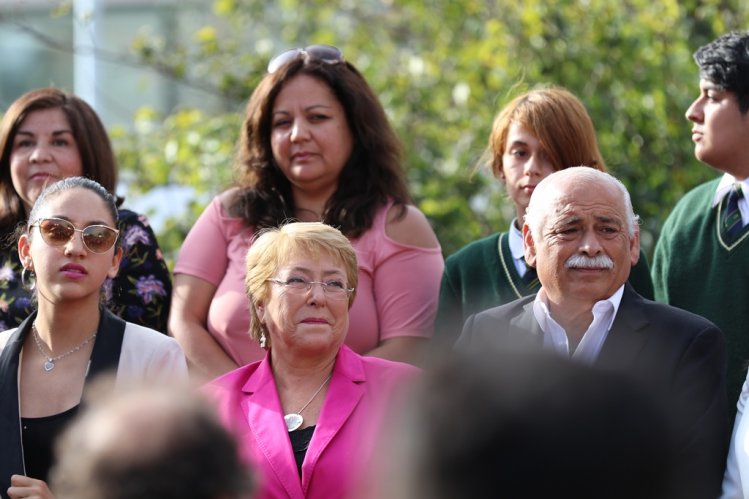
[267, 44, 345, 74]
[29, 217, 119, 254]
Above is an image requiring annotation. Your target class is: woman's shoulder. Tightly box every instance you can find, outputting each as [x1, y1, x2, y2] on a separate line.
[203, 362, 263, 394]
[122, 322, 179, 349]
[361, 355, 421, 378]
[116, 207, 154, 228]
[218, 187, 242, 213]
[383, 202, 440, 249]
[339, 345, 421, 381]
[0, 327, 17, 350]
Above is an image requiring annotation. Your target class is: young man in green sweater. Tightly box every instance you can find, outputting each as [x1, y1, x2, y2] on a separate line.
[653, 31, 749, 418]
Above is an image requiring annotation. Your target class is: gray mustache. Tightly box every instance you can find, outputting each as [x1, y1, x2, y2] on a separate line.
[565, 254, 614, 269]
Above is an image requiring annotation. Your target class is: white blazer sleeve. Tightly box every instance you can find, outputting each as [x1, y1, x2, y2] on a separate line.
[116, 322, 189, 385]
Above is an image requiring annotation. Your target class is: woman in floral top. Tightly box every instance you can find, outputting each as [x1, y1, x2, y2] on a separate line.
[0, 88, 171, 332]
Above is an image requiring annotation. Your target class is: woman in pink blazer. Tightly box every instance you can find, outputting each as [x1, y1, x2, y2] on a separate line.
[203, 222, 419, 499]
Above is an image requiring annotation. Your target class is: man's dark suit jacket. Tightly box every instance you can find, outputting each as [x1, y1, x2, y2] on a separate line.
[457, 283, 729, 499]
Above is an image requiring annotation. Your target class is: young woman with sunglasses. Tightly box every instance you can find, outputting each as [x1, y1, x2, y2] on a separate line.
[171, 45, 444, 379]
[0, 88, 172, 333]
[0, 177, 187, 499]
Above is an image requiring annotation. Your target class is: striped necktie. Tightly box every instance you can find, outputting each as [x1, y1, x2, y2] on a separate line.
[521, 259, 538, 287]
[721, 184, 745, 245]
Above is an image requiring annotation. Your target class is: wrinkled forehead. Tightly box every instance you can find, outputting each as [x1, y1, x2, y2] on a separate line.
[541, 181, 626, 225]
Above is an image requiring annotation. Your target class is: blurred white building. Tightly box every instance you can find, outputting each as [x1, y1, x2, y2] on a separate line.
[0, 0, 225, 128]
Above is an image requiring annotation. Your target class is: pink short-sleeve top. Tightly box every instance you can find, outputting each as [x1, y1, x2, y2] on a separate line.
[174, 196, 444, 366]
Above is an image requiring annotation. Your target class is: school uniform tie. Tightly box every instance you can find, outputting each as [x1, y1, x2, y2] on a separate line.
[721, 184, 745, 245]
[522, 259, 538, 287]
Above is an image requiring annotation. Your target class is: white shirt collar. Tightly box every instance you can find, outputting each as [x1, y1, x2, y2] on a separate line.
[508, 218, 525, 260]
[532, 284, 625, 364]
[713, 174, 749, 225]
[508, 219, 529, 276]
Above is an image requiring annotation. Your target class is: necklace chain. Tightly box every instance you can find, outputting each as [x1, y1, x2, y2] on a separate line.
[294, 373, 332, 415]
[31, 322, 97, 372]
[283, 372, 332, 432]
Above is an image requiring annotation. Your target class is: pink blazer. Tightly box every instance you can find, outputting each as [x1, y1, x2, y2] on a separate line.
[202, 345, 419, 499]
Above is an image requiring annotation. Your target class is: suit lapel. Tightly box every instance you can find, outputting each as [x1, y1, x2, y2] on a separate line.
[301, 346, 365, 494]
[596, 284, 650, 370]
[244, 355, 304, 499]
[508, 300, 545, 346]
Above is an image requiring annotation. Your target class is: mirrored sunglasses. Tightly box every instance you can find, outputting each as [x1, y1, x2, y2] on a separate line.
[267, 44, 345, 74]
[29, 217, 119, 254]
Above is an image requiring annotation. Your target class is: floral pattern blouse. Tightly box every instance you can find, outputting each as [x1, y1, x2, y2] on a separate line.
[0, 209, 172, 333]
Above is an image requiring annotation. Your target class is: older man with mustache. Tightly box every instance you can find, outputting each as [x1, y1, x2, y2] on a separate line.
[456, 167, 728, 499]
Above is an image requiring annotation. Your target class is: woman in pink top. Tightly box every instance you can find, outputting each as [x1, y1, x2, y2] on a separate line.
[172, 45, 443, 379]
[203, 222, 419, 499]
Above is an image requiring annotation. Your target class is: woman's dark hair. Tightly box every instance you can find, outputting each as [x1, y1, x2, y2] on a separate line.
[28, 176, 119, 230]
[0, 88, 119, 238]
[232, 55, 411, 238]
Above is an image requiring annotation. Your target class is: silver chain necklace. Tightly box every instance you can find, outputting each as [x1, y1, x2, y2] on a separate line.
[283, 373, 332, 432]
[31, 322, 97, 372]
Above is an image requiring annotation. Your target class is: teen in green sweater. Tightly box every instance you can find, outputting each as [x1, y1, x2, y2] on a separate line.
[436, 87, 654, 346]
[653, 31, 749, 418]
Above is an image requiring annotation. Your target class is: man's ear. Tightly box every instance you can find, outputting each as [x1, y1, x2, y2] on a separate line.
[522, 223, 537, 267]
[629, 226, 641, 266]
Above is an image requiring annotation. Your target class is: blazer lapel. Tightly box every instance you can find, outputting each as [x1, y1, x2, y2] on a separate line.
[0, 314, 35, 492]
[84, 308, 125, 386]
[508, 300, 545, 347]
[596, 284, 650, 370]
[244, 355, 304, 499]
[301, 346, 365, 494]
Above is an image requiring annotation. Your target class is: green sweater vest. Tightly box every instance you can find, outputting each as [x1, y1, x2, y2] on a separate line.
[653, 177, 749, 413]
[436, 229, 655, 346]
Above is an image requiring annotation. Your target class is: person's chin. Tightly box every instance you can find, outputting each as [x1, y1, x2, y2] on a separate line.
[567, 268, 608, 281]
[568, 278, 611, 297]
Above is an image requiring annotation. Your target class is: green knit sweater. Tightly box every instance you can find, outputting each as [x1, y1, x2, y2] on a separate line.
[435, 229, 655, 346]
[653, 177, 749, 414]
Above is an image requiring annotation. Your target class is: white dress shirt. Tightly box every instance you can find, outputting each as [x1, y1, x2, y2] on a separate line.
[508, 219, 530, 277]
[713, 174, 749, 226]
[722, 374, 749, 498]
[532, 285, 625, 364]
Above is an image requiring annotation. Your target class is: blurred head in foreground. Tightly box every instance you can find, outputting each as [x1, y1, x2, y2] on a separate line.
[51, 380, 254, 499]
[380, 349, 674, 499]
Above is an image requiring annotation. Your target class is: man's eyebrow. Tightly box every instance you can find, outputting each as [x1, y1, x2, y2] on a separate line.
[554, 215, 581, 226]
[594, 215, 622, 225]
[701, 81, 725, 92]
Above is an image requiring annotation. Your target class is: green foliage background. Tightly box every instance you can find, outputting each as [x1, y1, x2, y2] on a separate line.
[109, 0, 748, 265]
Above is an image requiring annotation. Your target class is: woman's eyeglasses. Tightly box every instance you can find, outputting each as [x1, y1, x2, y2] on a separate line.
[29, 217, 119, 254]
[268, 277, 354, 300]
[267, 45, 345, 74]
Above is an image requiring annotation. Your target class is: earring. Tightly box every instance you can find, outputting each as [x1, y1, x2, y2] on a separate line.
[21, 267, 36, 292]
[260, 332, 267, 349]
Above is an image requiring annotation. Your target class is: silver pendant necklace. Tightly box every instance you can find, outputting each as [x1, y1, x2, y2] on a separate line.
[284, 373, 332, 432]
[32, 322, 97, 372]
